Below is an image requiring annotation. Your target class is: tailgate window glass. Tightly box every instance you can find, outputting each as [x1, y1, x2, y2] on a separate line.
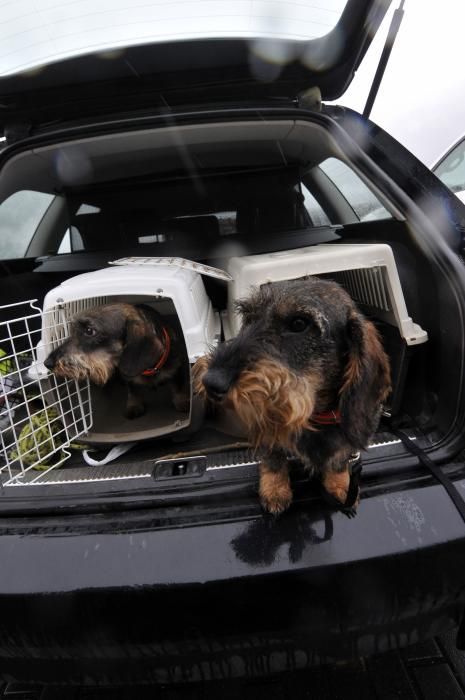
[0, 1, 348, 76]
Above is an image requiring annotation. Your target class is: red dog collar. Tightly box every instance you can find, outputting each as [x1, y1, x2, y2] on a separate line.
[142, 326, 171, 377]
[311, 409, 341, 425]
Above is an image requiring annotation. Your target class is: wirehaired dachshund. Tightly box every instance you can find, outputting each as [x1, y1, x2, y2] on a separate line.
[44, 303, 188, 419]
[194, 277, 391, 514]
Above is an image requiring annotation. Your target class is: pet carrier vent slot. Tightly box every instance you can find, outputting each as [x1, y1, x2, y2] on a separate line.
[329, 268, 391, 312]
[0, 300, 92, 486]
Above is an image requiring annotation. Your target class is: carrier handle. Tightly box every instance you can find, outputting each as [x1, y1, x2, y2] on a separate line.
[83, 442, 136, 466]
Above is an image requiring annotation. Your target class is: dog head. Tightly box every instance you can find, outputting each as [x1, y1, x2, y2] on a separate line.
[44, 303, 166, 385]
[194, 277, 391, 449]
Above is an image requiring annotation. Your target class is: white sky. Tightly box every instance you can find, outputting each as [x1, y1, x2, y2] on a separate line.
[338, 0, 465, 166]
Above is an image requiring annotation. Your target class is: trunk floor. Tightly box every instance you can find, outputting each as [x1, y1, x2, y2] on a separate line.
[4, 425, 428, 485]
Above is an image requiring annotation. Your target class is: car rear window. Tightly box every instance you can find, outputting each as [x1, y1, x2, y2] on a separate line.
[60, 168, 316, 255]
[0, 0, 347, 77]
[0, 162, 393, 262]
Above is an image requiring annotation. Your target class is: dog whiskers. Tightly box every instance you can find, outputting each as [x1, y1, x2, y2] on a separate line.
[53, 353, 115, 385]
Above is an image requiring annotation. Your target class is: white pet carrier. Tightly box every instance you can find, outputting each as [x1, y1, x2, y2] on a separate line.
[223, 243, 428, 345]
[30, 258, 224, 446]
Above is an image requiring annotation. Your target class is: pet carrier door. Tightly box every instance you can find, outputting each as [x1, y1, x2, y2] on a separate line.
[0, 300, 92, 486]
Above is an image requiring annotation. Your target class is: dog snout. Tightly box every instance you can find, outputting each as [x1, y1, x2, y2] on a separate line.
[44, 348, 60, 370]
[44, 355, 54, 370]
[44, 340, 70, 372]
[203, 368, 233, 401]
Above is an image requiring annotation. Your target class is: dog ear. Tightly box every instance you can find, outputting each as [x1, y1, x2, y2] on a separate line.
[234, 298, 256, 319]
[338, 310, 391, 445]
[119, 319, 159, 378]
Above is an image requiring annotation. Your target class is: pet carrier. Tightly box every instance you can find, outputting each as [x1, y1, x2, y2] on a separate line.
[30, 258, 224, 445]
[0, 258, 224, 484]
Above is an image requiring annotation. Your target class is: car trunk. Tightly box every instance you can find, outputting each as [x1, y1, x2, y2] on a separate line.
[0, 110, 463, 514]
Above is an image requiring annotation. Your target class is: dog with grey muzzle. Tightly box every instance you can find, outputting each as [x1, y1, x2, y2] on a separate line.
[194, 277, 391, 515]
[44, 303, 188, 419]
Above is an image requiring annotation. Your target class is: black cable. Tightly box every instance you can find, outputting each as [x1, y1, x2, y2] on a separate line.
[389, 425, 465, 524]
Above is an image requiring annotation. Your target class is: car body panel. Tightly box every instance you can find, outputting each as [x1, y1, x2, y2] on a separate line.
[0, 478, 465, 683]
[1, 480, 464, 594]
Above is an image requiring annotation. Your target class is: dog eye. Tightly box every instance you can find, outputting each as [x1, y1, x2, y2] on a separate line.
[288, 316, 310, 333]
[84, 326, 96, 337]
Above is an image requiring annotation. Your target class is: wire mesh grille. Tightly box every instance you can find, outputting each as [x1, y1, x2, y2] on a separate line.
[0, 300, 92, 486]
[43, 296, 109, 350]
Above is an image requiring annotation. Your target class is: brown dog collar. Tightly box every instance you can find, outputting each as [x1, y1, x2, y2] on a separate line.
[142, 326, 171, 376]
[311, 409, 341, 425]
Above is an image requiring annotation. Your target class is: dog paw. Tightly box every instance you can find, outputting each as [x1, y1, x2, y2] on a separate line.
[260, 490, 293, 515]
[322, 470, 360, 510]
[125, 403, 146, 420]
[259, 468, 293, 515]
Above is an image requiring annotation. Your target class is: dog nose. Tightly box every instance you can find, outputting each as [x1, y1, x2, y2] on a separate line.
[44, 354, 56, 370]
[203, 369, 232, 401]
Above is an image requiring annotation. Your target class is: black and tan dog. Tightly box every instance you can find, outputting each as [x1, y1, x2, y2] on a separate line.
[194, 277, 391, 514]
[45, 303, 188, 419]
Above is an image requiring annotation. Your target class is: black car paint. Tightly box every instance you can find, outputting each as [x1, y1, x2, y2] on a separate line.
[1, 477, 465, 684]
[2, 476, 465, 595]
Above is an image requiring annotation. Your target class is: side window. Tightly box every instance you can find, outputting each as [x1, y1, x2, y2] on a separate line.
[0, 191, 54, 259]
[319, 158, 391, 222]
[434, 139, 465, 198]
[301, 186, 331, 226]
[57, 227, 85, 254]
